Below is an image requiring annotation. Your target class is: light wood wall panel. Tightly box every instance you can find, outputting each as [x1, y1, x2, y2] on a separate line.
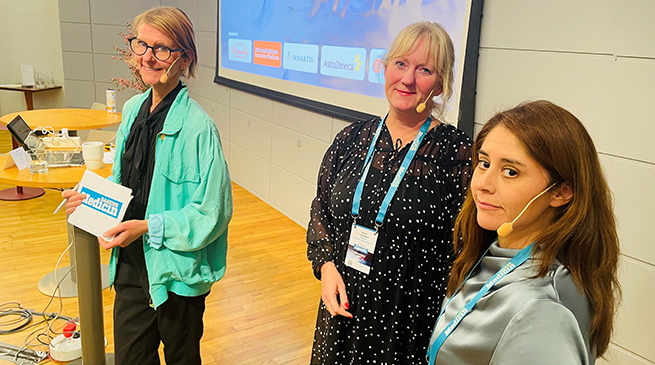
[192, 93, 230, 139]
[612, 257, 655, 361]
[231, 89, 273, 122]
[474, 49, 655, 164]
[62, 52, 94, 81]
[230, 109, 272, 161]
[479, 0, 622, 53]
[601, 155, 655, 264]
[229, 144, 271, 200]
[91, 24, 128, 55]
[272, 102, 333, 143]
[89, 0, 158, 25]
[614, 0, 655, 58]
[60, 23, 92, 52]
[196, 30, 216, 68]
[598, 345, 655, 365]
[58, 0, 90, 23]
[64, 79, 96, 108]
[93, 54, 132, 82]
[160, 0, 198, 27]
[270, 166, 316, 227]
[186, 65, 230, 105]
[271, 125, 329, 184]
[196, 0, 217, 32]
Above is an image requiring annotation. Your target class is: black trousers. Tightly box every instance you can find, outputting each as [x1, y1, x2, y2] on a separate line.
[113, 255, 209, 365]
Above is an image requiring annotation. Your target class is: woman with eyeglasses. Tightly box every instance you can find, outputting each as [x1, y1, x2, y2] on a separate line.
[62, 6, 232, 365]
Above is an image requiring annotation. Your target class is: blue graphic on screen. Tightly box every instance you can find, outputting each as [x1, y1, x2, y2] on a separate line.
[80, 187, 122, 219]
[220, 0, 465, 100]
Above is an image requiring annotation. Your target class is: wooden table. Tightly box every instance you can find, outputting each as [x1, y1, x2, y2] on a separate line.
[0, 108, 122, 131]
[0, 84, 62, 111]
[0, 155, 113, 189]
[0, 109, 121, 200]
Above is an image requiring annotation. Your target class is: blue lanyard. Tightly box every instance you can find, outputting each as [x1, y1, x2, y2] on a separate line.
[427, 243, 534, 364]
[351, 115, 431, 227]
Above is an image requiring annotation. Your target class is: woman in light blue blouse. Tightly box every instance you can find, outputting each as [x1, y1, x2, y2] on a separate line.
[428, 100, 620, 365]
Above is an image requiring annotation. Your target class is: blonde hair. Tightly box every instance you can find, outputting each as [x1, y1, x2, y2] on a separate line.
[133, 6, 197, 78]
[382, 22, 455, 118]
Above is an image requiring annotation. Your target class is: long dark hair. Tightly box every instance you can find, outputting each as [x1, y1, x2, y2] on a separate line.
[447, 100, 620, 356]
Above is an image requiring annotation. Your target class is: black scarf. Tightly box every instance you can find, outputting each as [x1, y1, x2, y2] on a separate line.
[121, 82, 184, 222]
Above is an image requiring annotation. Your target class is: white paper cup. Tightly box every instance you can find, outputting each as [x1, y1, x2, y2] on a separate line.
[85, 159, 104, 170]
[82, 141, 105, 169]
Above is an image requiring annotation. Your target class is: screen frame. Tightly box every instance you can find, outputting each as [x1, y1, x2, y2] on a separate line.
[7, 115, 32, 149]
[213, 0, 483, 137]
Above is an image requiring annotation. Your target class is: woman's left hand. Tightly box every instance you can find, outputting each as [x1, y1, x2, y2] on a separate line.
[98, 220, 149, 250]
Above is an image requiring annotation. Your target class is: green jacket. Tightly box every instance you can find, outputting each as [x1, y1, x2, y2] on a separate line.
[109, 86, 232, 309]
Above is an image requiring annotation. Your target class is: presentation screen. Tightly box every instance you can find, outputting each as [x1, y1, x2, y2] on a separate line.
[215, 0, 474, 124]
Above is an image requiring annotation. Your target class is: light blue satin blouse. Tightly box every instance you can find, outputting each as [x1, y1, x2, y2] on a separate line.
[429, 242, 594, 364]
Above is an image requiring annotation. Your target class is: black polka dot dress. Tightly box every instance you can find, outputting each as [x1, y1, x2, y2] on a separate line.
[307, 117, 473, 364]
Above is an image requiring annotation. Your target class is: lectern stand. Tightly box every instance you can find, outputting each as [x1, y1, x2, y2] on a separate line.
[69, 227, 114, 365]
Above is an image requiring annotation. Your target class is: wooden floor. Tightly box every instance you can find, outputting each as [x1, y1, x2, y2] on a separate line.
[0, 130, 321, 364]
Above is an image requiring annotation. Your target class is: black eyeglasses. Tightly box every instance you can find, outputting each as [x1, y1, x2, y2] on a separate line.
[128, 37, 184, 62]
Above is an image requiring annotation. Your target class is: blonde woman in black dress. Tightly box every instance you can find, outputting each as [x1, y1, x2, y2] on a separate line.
[307, 22, 472, 364]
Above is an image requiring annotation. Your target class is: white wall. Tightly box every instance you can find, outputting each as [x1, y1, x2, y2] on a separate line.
[55, 1, 654, 363]
[0, 0, 65, 114]
[476, 1, 655, 364]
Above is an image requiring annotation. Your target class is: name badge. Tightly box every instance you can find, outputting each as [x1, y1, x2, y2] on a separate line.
[345, 224, 378, 275]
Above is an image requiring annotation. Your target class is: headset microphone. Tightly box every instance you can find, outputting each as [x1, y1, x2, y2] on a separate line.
[496, 182, 557, 237]
[415, 88, 435, 114]
[160, 56, 182, 84]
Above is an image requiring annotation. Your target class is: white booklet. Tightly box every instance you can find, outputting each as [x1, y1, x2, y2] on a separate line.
[67, 170, 133, 240]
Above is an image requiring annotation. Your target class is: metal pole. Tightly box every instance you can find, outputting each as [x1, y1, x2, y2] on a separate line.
[68, 221, 77, 283]
[69, 226, 113, 365]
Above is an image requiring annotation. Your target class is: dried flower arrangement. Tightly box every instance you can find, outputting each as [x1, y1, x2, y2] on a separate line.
[109, 23, 149, 92]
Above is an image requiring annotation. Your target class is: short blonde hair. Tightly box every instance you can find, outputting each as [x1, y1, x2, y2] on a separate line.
[133, 6, 197, 78]
[382, 22, 455, 118]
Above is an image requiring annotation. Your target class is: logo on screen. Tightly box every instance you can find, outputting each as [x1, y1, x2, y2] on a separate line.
[373, 58, 382, 73]
[291, 54, 313, 63]
[253, 41, 282, 68]
[283, 43, 319, 73]
[287, 51, 313, 63]
[322, 55, 361, 71]
[231, 44, 248, 58]
[80, 187, 122, 219]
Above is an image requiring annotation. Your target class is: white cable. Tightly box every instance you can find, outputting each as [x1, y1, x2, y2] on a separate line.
[13, 239, 74, 365]
[45, 239, 74, 339]
[4, 238, 74, 364]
